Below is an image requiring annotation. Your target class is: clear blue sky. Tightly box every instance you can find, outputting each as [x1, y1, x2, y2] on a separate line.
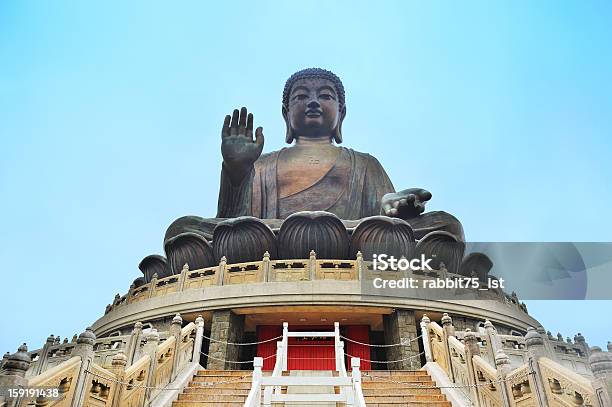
[1, 1, 611, 354]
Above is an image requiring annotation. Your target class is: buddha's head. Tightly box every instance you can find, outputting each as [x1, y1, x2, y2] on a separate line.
[282, 68, 346, 144]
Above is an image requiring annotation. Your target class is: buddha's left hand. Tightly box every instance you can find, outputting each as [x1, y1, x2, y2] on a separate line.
[381, 188, 432, 219]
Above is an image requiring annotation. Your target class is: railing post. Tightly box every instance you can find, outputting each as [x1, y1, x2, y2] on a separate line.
[420, 314, 433, 363]
[356, 251, 364, 281]
[309, 250, 317, 280]
[494, 350, 513, 407]
[251, 356, 263, 407]
[142, 328, 160, 404]
[125, 321, 143, 366]
[262, 251, 271, 282]
[178, 264, 189, 292]
[34, 334, 55, 375]
[217, 256, 227, 285]
[170, 314, 182, 381]
[588, 346, 612, 406]
[282, 322, 289, 372]
[0, 344, 31, 407]
[464, 329, 482, 407]
[108, 352, 127, 407]
[70, 328, 97, 407]
[350, 357, 362, 407]
[441, 313, 456, 382]
[525, 327, 550, 407]
[483, 320, 502, 364]
[192, 315, 205, 366]
[148, 273, 158, 298]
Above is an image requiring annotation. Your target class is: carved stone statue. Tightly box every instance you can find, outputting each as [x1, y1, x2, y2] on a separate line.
[165, 68, 463, 252]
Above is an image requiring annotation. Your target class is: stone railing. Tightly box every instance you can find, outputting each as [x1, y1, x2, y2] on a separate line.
[421, 314, 612, 407]
[105, 251, 364, 314]
[0, 314, 204, 407]
[106, 251, 529, 317]
[22, 326, 171, 380]
[452, 320, 592, 376]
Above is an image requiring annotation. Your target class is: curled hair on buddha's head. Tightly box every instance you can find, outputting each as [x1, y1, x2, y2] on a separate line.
[283, 68, 346, 144]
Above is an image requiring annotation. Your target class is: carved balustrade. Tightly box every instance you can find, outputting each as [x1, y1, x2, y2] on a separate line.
[420, 314, 609, 407]
[20, 356, 81, 407]
[539, 357, 597, 407]
[473, 355, 504, 407]
[2, 315, 202, 407]
[506, 364, 536, 406]
[83, 363, 117, 406]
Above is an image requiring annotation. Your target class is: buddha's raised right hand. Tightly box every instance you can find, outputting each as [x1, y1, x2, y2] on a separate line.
[221, 107, 265, 184]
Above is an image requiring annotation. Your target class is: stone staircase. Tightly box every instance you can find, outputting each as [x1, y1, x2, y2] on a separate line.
[173, 370, 253, 407]
[361, 370, 451, 407]
[172, 369, 451, 407]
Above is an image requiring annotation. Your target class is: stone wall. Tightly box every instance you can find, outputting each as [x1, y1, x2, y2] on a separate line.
[383, 309, 420, 370]
[206, 309, 245, 370]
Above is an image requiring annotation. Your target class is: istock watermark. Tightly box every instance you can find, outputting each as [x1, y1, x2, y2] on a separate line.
[372, 254, 433, 271]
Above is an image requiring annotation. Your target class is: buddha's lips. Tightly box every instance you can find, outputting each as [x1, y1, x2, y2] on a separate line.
[305, 110, 322, 117]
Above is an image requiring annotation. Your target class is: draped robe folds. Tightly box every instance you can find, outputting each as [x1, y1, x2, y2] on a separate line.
[165, 147, 464, 243]
[217, 147, 394, 220]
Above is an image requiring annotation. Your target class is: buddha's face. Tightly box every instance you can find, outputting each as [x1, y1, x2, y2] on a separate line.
[284, 78, 344, 140]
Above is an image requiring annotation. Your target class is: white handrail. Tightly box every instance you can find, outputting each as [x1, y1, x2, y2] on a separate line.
[351, 357, 367, 407]
[244, 322, 366, 407]
[244, 356, 263, 407]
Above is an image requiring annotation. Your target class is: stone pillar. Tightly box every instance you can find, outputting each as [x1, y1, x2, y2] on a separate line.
[537, 326, 555, 358]
[309, 250, 317, 280]
[108, 352, 127, 407]
[207, 309, 245, 370]
[588, 346, 612, 406]
[142, 329, 160, 403]
[125, 321, 144, 365]
[524, 327, 550, 407]
[441, 313, 456, 381]
[35, 334, 56, 374]
[383, 309, 419, 370]
[262, 251, 271, 282]
[494, 350, 513, 407]
[463, 329, 481, 406]
[0, 344, 31, 407]
[1, 352, 10, 370]
[483, 320, 502, 363]
[170, 314, 183, 380]
[420, 314, 433, 363]
[70, 328, 97, 407]
[574, 332, 590, 358]
[192, 315, 205, 366]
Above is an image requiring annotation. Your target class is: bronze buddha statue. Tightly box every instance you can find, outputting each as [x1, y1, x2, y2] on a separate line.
[163, 68, 463, 268]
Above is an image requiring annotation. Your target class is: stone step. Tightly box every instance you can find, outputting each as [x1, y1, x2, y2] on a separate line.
[362, 375, 434, 382]
[188, 381, 253, 389]
[184, 387, 251, 395]
[196, 370, 251, 375]
[363, 372, 431, 377]
[191, 376, 252, 383]
[364, 394, 448, 402]
[366, 403, 451, 407]
[361, 381, 436, 388]
[178, 393, 248, 402]
[172, 402, 245, 407]
[362, 388, 442, 396]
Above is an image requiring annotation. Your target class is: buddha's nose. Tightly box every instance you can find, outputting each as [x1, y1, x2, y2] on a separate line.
[307, 99, 320, 109]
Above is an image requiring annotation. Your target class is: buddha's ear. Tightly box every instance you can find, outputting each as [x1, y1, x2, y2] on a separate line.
[333, 104, 346, 144]
[282, 105, 294, 144]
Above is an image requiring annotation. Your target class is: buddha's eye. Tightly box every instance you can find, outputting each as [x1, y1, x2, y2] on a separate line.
[319, 94, 334, 100]
[293, 94, 308, 101]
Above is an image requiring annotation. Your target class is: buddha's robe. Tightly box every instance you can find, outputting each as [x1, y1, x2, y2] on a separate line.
[165, 147, 463, 243]
[217, 147, 392, 220]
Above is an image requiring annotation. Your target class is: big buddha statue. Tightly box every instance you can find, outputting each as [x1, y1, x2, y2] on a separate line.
[158, 68, 465, 277]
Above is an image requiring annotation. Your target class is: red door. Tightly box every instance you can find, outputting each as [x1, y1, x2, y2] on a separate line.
[344, 325, 371, 371]
[257, 325, 371, 371]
